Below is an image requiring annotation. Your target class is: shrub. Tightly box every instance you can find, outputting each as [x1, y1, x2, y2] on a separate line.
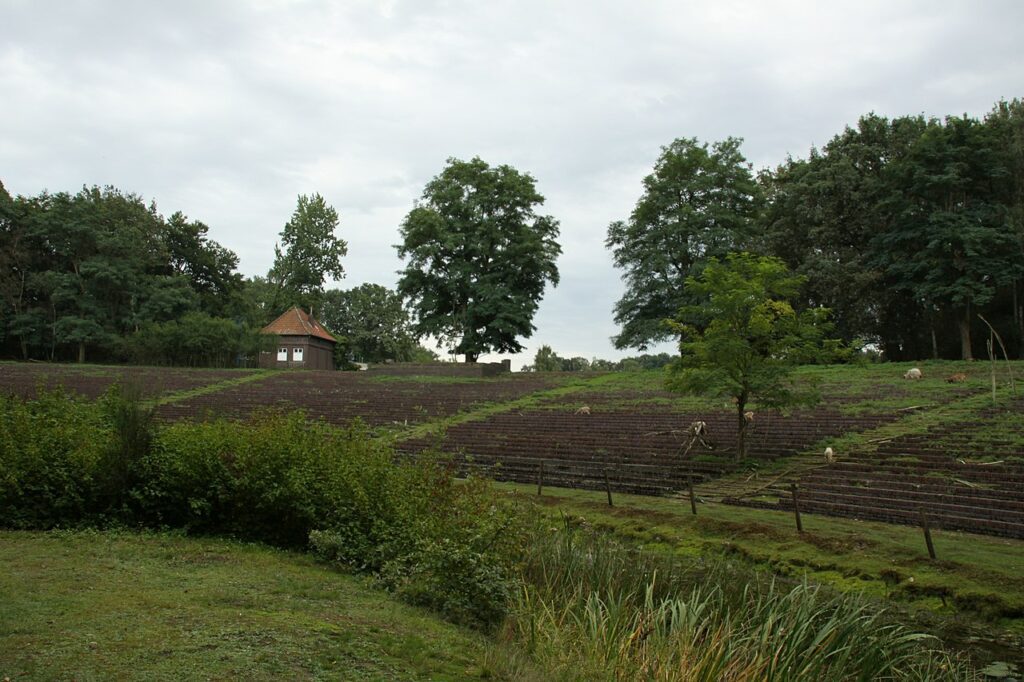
[0, 390, 527, 630]
[0, 389, 110, 528]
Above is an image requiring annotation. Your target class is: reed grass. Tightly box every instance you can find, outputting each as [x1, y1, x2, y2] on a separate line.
[491, 517, 976, 681]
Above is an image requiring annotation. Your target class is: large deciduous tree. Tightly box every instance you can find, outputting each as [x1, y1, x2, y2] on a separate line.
[396, 157, 561, 363]
[269, 193, 347, 316]
[607, 137, 761, 350]
[667, 253, 843, 461]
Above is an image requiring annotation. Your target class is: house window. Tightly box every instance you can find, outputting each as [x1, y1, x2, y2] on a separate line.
[277, 347, 288, 362]
[293, 347, 304, 362]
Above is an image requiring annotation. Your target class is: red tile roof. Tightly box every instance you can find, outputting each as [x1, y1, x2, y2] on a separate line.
[261, 306, 337, 343]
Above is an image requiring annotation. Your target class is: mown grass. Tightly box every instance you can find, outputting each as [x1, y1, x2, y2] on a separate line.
[0, 530, 490, 681]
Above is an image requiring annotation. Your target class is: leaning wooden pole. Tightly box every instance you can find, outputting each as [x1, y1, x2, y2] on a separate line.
[790, 483, 803, 533]
[919, 508, 937, 560]
[536, 461, 544, 496]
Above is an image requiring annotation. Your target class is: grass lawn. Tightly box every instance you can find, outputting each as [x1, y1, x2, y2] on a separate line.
[0, 530, 490, 681]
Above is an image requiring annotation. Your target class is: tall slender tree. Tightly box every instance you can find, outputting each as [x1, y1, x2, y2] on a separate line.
[269, 193, 347, 316]
[607, 137, 761, 350]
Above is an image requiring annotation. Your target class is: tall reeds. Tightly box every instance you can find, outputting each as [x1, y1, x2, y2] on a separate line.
[493, 517, 975, 681]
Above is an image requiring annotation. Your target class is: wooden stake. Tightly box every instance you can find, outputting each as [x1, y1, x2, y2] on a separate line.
[536, 461, 544, 496]
[790, 483, 803, 533]
[604, 469, 613, 507]
[919, 508, 937, 560]
[688, 477, 698, 515]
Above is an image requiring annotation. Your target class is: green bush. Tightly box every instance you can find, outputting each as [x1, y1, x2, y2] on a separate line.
[0, 389, 110, 528]
[0, 389, 526, 630]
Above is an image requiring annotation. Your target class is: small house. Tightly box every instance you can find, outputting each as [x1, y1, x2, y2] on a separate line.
[259, 306, 336, 370]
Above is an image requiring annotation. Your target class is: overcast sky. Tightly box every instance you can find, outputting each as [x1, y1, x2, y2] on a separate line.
[3, 1, 1022, 368]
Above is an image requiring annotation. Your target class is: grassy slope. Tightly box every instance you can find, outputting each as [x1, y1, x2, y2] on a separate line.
[0, 531, 489, 681]
[498, 484, 1024, 623]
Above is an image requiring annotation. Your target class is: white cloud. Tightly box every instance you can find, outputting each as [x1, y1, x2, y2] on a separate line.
[2, 0, 1022, 369]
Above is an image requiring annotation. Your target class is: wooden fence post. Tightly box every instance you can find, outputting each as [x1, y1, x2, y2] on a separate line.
[919, 508, 937, 560]
[688, 477, 698, 515]
[604, 469, 613, 507]
[536, 461, 544, 496]
[790, 483, 803, 533]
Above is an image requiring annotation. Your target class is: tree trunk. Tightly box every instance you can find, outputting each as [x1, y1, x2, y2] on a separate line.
[930, 325, 939, 360]
[959, 306, 973, 361]
[78, 341, 86, 364]
[464, 352, 478, 363]
[1015, 281, 1024, 359]
[735, 398, 747, 462]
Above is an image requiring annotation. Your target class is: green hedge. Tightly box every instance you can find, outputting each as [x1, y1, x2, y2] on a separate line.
[0, 389, 525, 629]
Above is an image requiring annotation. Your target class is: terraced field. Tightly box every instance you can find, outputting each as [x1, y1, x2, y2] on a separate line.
[2, 360, 1022, 539]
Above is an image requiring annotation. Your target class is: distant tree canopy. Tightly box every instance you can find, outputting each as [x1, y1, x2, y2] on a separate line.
[522, 345, 673, 372]
[758, 101, 1024, 360]
[0, 184, 248, 364]
[607, 137, 761, 350]
[396, 157, 561, 362]
[319, 284, 416, 364]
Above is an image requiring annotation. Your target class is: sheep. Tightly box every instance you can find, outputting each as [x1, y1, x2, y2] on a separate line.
[904, 368, 922, 380]
[824, 446, 836, 464]
[574, 405, 591, 415]
[743, 411, 755, 423]
[946, 372, 968, 384]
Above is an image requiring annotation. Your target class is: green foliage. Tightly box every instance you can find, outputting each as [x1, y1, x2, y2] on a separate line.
[268, 193, 347, 316]
[396, 157, 561, 362]
[607, 137, 762, 350]
[127, 312, 266, 367]
[0, 184, 246, 363]
[0, 389, 110, 528]
[498, 520, 973, 681]
[667, 253, 844, 459]
[319, 283, 416, 364]
[874, 114, 1024, 359]
[0, 390, 525, 630]
[761, 104, 1024, 360]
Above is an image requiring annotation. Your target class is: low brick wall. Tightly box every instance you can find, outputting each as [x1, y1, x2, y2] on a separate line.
[367, 360, 511, 377]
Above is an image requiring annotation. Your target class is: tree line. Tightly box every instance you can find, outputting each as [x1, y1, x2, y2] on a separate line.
[1, 98, 1021, 366]
[609, 99, 1024, 361]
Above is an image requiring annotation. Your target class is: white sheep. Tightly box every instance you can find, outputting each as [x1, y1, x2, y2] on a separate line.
[824, 446, 836, 464]
[574, 405, 591, 415]
[743, 411, 755, 423]
[904, 368, 922, 380]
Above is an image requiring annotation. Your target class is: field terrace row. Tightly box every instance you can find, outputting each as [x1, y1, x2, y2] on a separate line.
[154, 371, 566, 426]
[0, 363, 254, 400]
[731, 402, 1024, 539]
[396, 409, 894, 495]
